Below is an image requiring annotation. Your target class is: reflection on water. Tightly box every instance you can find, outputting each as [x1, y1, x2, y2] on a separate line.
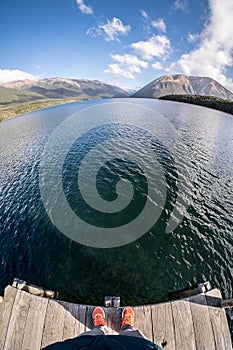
[0, 98, 232, 306]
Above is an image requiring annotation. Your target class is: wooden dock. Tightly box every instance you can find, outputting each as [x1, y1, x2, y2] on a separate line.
[0, 285, 232, 349]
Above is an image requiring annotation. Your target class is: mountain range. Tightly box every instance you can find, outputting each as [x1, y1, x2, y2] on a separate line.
[0, 78, 128, 105]
[1, 74, 233, 107]
[132, 74, 233, 100]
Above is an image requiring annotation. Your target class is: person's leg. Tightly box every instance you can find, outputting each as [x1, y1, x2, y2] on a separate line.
[79, 325, 107, 337]
[119, 325, 146, 338]
[78, 307, 108, 337]
[119, 307, 147, 339]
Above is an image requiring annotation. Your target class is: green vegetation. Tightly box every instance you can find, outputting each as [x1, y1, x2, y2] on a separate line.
[0, 98, 82, 122]
[159, 94, 233, 115]
[0, 86, 44, 105]
[2, 92, 233, 122]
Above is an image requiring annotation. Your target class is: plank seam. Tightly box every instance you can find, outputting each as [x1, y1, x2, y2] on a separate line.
[204, 294, 218, 350]
[2, 287, 17, 349]
[150, 305, 155, 343]
[205, 294, 232, 349]
[62, 304, 77, 341]
[5, 289, 32, 350]
[190, 295, 214, 350]
[170, 302, 177, 350]
[189, 301, 198, 350]
[34, 297, 49, 348]
[39, 298, 50, 350]
[84, 306, 88, 332]
[62, 303, 67, 341]
[20, 292, 33, 349]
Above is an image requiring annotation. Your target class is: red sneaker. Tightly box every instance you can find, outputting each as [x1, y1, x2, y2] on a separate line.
[121, 306, 134, 328]
[92, 307, 106, 327]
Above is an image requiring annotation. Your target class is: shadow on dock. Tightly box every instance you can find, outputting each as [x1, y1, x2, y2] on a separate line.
[0, 284, 232, 349]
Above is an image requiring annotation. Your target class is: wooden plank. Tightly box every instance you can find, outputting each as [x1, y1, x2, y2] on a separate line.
[74, 304, 87, 336]
[133, 305, 153, 340]
[171, 300, 196, 350]
[21, 294, 48, 350]
[202, 289, 222, 307]
[205, 288, 222, 300]
[57, 301, 77, 340]
[0, 286, 17, 349]
[208, 305, 232, 350]
[151, 302, 175, 350]
[187, 294, 215, 350]
[4, 289, 31, 350]
[41, 299, 66, 348]
[62, 309, 77, 340]
[85, 305, 94, 332]
[105, 307, 121, 335]
[57, 300, 85, 337]
[205, 291, 232, 350]
[1, 285, 231, 350]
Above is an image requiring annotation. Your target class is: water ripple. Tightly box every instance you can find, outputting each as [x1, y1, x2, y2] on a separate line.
[0, 99, 232, 304]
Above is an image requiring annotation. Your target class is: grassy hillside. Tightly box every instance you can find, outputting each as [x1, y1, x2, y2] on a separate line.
[159, 94, 233, 115]
[3, 78, 129, 100]
[0, 98, 81, 122]
[0, 78, 129, 121]
[0, 86, 45, 105]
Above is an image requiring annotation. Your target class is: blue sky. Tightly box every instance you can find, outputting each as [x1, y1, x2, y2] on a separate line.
[1, 0, 233, 90]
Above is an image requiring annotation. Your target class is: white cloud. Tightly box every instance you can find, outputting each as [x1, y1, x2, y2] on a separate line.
[86, 17, 130, 42]
[104, 64, 135, 79]
[0, 69, 39, 84]
[140, 10, 166, 33]
[104, 54, 148, 79]
[76, 0, 93, 15]
[177, 0, 233, 91]
[85, 26, 101, 38]
[151, 19, 166, 33]
[174, 0, 189, 12]
[140, 10, 149, 21]
[152, 62, 163, 70]
[99, 17, 130, 42]
[130, 34, 171, 60]
[187, 33, 199, 43]
[110, 54, 148, 68]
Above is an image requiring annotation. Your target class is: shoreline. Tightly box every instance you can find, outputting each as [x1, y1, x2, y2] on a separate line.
[159, 94, 233, 115]
[1, 95, 233, 123]
[0, 98, 83, 122]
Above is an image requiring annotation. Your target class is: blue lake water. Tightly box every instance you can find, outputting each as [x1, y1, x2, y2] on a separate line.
[0, 98, 232, 307]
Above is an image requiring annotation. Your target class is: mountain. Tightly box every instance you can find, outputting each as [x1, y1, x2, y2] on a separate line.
[0, 85, 44, 106]
[124, 88, 137, 96]
[132, 74, 233, 101]
[2, 78, 129, 101]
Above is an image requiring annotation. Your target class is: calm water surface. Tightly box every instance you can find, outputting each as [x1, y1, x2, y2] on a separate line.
[0, 98, 232, 307]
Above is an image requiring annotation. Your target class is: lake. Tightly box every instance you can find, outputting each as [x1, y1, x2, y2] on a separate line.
[0, 98, 232, 306]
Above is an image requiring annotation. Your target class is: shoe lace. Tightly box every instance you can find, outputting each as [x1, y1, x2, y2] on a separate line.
[94, 314, 105, 326]
[122, 314, 134, 326]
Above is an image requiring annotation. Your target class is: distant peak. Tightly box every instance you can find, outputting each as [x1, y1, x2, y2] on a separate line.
[132, 74, 233, 100]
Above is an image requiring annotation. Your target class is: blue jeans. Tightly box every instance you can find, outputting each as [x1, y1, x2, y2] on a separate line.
[79, 325, 146, 339]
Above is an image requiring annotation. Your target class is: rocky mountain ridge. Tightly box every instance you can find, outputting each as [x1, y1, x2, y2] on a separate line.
[132, 74, 233, 100]
[1, 77, 129, 103]
[1, 75, 233, 108]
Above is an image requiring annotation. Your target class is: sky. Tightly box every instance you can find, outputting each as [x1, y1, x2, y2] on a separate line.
[1, 0, 233, 91]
